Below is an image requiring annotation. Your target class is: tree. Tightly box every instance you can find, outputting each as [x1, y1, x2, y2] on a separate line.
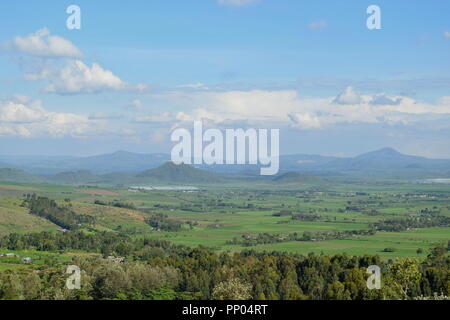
[385, 258, 421, 299]
[326, 281, 351, 300]
[212, 278, 252, 300]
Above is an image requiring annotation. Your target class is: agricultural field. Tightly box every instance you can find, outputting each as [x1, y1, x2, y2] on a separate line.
[0, 178, 448, 264]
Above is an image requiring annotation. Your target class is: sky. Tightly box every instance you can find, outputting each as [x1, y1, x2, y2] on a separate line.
[0, 0, 450, 158]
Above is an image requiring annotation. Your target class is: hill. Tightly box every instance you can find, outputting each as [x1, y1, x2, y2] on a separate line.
[46, 170, 102, 185]
[273, 172, 321, 184]
[58, 151, 169, 173]
[2, 148, 450, 180]
[0, 152, 170, 175]
[0, 168, 41, 183]
[0, 198, 58, 236]
[136, 162, 223, 183]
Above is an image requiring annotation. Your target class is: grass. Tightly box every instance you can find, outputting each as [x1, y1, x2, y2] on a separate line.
[0, 179, 448, 259]
[0, 198, 58, 236]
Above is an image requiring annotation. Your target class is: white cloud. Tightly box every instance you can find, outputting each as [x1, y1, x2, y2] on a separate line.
[34, 60, 127, 94]
[439, 96, 450, 105]
[144, 88, 450, 131]
[0, 97, 101, 138]
[217, 0, 258, 6]
[176, 83, 209, 90]
[5, 29, 148, 95]
[370, 94, 402, 106]
[288, 112, 322, 130]
[0, 99, 45, 123]
[7, 28, 83, 58]
[333, 86, 363, 105]
[309, 20, 328, 31]
[444, 31, 450, 39]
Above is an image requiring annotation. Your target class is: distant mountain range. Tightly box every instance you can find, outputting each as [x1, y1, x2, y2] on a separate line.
[0, 151, 170, 175]
[0, 163, 322, 186]
[1, 148, 450, 183]
[0, 162, 226, 185]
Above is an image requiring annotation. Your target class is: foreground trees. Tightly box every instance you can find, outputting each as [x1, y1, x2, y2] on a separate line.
[0, 231, 448, 300]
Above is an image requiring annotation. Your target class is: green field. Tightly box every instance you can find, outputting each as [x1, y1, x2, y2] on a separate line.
[0, 178, 448, 265]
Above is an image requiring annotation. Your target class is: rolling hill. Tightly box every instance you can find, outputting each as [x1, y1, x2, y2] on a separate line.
[0, 198, 58, 236]
[136, 162, 224, 183]
[1, 148, 450, 183]
[57, 151, 170, 173]
[47, 170, 102, 185]
[320, 148, 450, 171]
[273, 172, 322, 184]
[0, 151, 170, 175]
[0, 168, 42, 183]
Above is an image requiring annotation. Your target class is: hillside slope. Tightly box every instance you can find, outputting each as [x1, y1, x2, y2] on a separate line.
[137, 162, 224, 183]
[273, 172, 322, 184]
[0, 168, 42, 183]
[0, 198, 58, 236]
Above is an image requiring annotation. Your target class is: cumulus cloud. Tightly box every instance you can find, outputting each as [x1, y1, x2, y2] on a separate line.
[141, 88, 450, 132]
[309, 20, 328, 31]
[217, 0, 259, 6]
[7, 28, 83, 58]
[0, 97, 46, 123]
[38, 60, 127, 94]
[288, 112, 322, 130]
[5, 29, 147, 95]
[333, 86, 363, 105]
[0, 97, 101, 138]
[370, 94, 402, 106]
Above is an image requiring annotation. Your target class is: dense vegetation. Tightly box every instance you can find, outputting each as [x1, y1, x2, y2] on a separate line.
[94, 200, 137, 210]
[145, 214, 183, 232]
[22, 194, 96, 230]
[0, 231, 448, 300]
[372, 215, 450, 232]
[1, 170, 449, 301]
[227, 229, 376, 247]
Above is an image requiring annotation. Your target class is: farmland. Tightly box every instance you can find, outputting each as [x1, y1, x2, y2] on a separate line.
[0, 178, 448, 260]
[0, 175, 449, 300]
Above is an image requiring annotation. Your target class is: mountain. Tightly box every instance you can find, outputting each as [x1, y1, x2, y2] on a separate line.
[58, 151, 170, 173]
[0, 151, 170, 175]
[137, 162, 224, 183]
[0, 168, 42, 183]
[2, 148, 450, 180]
[273, 172, 321, 184]
[320, 148, 450, 172]
[47, 170, 102, 185]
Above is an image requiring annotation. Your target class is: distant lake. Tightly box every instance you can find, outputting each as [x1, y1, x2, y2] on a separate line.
[129, 186, 199, 191]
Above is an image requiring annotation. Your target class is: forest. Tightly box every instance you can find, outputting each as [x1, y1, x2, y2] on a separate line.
[22, 194, 96, 230]
[0, 231, 448, 300]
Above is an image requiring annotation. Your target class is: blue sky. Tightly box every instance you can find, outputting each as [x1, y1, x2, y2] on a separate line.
[0, 0, 450, 157]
